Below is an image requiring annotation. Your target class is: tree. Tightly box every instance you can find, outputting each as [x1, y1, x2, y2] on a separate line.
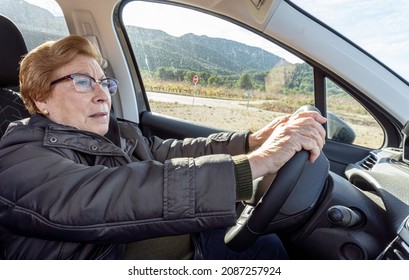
[208, 74, 225, 86]
[174, 69, 186, 82]
[237, 73, 253, 90]
[253, 71, 268, 84]
[157, 67, 174, 80]
[287, 63, 313, 93]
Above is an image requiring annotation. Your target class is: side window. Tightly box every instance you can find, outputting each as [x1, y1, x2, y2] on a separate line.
[325, 78, 384, 148]
[0, 0, 69, 51]
[122, 1, 313, 133]
[122, 1, 384, 149]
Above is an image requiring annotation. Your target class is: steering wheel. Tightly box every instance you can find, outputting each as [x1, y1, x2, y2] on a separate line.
[224, 105, 320, 251]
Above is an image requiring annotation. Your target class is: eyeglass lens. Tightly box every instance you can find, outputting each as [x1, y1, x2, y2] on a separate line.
[73, 75, 118, 95]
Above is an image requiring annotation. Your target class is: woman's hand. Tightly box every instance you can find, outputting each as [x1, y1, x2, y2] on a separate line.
[247, 111, 326, 179]
[248, 115, 290, 151]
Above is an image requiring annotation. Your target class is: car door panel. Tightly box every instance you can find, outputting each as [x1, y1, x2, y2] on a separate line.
[139, 111, 219, 140]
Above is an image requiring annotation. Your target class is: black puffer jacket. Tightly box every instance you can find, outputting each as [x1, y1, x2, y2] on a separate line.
[0, 114, 249, 259]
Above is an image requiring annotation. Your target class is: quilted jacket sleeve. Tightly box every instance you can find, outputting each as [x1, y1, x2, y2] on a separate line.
[0, 121, 238, 244]
[149, 131, 250, 162]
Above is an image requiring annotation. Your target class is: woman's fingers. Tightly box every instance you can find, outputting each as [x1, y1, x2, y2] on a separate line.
[248, 114, 327, 178]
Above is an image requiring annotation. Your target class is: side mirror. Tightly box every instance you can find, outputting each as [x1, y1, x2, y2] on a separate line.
[327, 112, 356, 144]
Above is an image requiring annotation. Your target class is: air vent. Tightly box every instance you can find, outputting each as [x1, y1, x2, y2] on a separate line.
[358, 153, 378, 170]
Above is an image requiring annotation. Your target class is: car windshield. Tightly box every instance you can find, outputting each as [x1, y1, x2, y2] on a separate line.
[290, 0, 409, 82]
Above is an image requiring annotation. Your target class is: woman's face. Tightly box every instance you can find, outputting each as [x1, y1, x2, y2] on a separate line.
[35, 55, 112, 136]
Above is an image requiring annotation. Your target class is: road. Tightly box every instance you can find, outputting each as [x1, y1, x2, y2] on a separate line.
[147, 91, 251, 109]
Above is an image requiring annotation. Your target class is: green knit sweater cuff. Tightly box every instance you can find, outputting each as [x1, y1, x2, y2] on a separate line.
[232, 155, 253, 201]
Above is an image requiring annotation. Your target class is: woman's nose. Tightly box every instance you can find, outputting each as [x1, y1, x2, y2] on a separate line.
[93, 83, 111, 101]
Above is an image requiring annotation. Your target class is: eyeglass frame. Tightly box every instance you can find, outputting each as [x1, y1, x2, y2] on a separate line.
[50, 73, 119, 95]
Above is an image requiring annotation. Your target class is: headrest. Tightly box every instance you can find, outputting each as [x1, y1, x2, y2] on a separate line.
[0, 15, 28, 88]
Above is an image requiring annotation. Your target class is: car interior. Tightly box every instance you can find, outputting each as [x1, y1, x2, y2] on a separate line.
[1, 0, 409, 260]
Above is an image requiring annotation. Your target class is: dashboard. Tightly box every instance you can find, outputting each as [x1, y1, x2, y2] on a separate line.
[269, 148, 409, 259]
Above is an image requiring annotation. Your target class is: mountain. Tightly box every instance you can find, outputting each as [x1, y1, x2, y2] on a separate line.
[0, 0, 289, 76]
[0, 0, 67, 50]
[126, 26, 286, 75]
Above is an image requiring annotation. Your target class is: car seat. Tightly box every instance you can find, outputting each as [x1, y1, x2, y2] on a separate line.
[0, 14, 30, 137]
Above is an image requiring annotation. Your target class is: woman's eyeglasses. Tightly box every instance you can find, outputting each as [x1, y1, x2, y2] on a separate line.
[50, 73, 118, 95]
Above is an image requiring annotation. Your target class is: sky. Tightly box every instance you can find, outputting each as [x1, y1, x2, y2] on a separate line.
[26, 0, 409, 80]
[292, 0, 409, 80]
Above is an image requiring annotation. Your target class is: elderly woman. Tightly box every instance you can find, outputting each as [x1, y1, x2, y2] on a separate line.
[0, 35, 325, 259]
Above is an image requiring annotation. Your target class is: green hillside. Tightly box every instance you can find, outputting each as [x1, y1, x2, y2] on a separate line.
[126, 26, 284, 75]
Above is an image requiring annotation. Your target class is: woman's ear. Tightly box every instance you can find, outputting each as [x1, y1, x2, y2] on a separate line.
[34, 100, 49, 115]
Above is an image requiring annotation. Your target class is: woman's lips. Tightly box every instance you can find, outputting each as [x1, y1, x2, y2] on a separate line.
[89, 112, 108, 118]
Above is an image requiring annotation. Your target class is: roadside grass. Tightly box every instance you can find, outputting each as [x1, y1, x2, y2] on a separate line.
[145, 80, 383, 148]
